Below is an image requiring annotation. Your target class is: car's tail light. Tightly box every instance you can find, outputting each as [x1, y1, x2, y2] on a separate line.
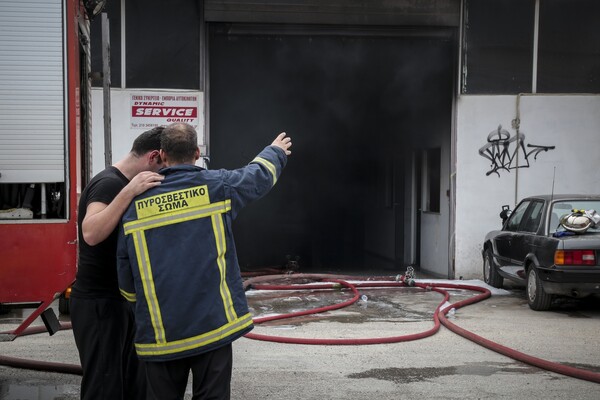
[554, 250, 596, 266]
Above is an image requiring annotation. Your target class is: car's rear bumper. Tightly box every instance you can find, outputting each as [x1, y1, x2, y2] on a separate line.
[539, 267, 600, 296]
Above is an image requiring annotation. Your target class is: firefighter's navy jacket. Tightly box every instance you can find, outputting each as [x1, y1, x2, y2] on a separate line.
[117, 145, 287, 361]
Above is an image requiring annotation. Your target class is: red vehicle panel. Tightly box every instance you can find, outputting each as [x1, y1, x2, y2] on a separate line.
[0, 0, 88, 338]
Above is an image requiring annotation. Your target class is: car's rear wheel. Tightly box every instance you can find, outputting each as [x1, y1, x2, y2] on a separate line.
[527, 267, 552, 311]
[483, 249, 503, 288]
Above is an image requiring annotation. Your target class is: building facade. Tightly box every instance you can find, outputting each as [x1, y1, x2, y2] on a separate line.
[89, 0, 600, 279]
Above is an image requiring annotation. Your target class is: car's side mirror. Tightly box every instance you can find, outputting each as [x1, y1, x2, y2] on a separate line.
[499, 205, 512, 225]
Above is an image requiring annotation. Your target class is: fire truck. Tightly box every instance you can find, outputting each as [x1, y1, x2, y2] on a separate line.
[0, 0, 103, 340]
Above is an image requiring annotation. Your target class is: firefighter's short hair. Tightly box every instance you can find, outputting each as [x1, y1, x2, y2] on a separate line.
[161, 123, 198, 163]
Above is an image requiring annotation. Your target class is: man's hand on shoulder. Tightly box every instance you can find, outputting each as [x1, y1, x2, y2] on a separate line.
[126, 171, 164, 197]
[271, 132, 292, 156]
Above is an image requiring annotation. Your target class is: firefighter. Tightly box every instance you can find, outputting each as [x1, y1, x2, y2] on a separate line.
[117, 122, 292, 399]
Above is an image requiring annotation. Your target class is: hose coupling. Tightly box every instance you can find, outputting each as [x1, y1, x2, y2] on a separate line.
[399, 265, 416, 286]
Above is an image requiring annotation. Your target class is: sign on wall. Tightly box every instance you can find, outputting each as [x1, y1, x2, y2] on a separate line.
[130, 91, 201, 129]
[91, 89, 205, 175]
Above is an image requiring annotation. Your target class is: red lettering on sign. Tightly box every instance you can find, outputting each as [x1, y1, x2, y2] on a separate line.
[132, 107, 198, 118]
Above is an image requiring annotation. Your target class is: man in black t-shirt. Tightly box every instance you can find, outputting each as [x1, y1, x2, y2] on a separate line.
[70, 127, 164, 400]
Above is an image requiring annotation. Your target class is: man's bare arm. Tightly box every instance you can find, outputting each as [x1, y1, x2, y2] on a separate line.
[82, 171, 163, 246]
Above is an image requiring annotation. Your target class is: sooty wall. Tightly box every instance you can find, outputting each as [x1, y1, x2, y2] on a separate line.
[209, 26, 453, 271]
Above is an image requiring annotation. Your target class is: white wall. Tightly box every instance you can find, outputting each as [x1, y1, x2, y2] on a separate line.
[420, 132, 451, 277]
[455, 95, 600, 278]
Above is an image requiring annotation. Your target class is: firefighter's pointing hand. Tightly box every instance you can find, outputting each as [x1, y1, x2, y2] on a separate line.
[272, 132, 292, 155]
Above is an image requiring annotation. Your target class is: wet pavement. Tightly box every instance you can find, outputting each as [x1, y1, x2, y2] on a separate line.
[1, 276, 600, 399]
[248, 286, 443, 324]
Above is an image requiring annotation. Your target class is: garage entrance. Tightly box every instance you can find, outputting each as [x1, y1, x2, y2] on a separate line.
[208, 24, 455, 276]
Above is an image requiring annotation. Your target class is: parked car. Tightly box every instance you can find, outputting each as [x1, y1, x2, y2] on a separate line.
[482, 194, 600, 311]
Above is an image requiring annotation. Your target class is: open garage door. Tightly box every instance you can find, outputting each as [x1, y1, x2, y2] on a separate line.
[208, 24, 455, 275]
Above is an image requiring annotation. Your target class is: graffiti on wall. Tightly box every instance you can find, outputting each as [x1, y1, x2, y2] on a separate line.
[479, 125, 555, 177]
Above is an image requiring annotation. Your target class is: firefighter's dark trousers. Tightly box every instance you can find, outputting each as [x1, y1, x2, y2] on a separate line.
[70, 297, 146, 400]
[145, 343, 232, 400]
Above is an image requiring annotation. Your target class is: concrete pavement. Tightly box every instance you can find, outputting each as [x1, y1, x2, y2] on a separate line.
[1, 277, 599, 399]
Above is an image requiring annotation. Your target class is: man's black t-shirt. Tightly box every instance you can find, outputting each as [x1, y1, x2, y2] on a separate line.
[71, 166, 129, 299]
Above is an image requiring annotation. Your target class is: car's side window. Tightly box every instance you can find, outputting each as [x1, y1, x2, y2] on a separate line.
[521, 201, 544, 233]
[504, 201, 530, 232]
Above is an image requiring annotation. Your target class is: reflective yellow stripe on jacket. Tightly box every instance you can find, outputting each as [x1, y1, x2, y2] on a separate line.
[135, 313, 253, 357]
[252, 156, 278, 186]
[123, 197, 234, 345]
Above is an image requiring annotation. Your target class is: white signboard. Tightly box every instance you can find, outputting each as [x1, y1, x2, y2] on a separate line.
[91, 89, 205, 175]
[130, 92, 201, 129]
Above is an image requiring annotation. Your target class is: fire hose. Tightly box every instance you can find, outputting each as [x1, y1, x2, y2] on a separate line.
[1, 273, 600, 384]
[242, 273, 600, 383]
[0, 322, 81, 375]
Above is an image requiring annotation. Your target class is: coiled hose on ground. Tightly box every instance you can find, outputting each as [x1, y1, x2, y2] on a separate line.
[1, 273, 599, 384]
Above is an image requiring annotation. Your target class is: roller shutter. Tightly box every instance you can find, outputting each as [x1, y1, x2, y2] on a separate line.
[0, 0, 65, 183]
